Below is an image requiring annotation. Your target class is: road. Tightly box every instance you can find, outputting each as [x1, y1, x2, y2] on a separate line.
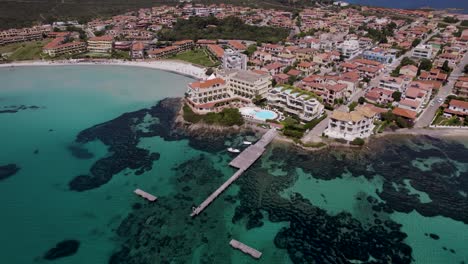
[414, 52, 468, 128]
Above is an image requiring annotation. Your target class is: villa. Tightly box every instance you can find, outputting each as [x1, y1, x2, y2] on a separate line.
[267, 87, 324, 121]
[444, 99, 468, 118]
[324, 107, 377, 141]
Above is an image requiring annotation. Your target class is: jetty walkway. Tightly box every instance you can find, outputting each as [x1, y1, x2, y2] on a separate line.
[190, 129, 277, 217]
[229, 239, 262, 259]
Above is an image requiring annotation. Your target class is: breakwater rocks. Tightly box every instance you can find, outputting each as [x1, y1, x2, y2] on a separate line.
[69, 98, 254, 191]
[0, 163, 20, 181]
[0, 105, 42, 114]
[109, 155, 232, 264]
[270, 135, 468, 224]
[233, 162, 412, 263]
[43, 240, 80, 260]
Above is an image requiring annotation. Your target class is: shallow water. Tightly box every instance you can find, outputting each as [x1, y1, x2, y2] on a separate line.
[1, 66, 467, 264]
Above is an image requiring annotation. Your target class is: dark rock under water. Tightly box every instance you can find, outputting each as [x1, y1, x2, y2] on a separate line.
[0, 163, 20, 181]
[43, 240, 79, 260]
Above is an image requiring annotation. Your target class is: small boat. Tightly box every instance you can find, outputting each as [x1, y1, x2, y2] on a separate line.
[243, 141, 252, 145]
[227, 147, 240, 153]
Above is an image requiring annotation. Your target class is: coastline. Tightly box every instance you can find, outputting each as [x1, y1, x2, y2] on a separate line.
[0, 59, 207, 80]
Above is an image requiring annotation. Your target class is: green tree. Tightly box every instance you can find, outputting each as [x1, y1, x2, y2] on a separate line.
[349, 101, 358, 111]
[392, 91, 402, 102]
[411, 38, 421, 47]
[350, 138, 365, 146]
[244, 44, 257, 57]
[418, 58, 433, 72]
[358, 97, 366, 104]
[441, 60, 451, 73]
[464, 64, 468, 74]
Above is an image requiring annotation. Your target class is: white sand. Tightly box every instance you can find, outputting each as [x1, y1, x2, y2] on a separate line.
[0, 59, 207, 79]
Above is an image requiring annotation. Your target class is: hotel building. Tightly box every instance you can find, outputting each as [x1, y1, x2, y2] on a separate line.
[185, 70, 272, 114]
[87, 35, 114, 53]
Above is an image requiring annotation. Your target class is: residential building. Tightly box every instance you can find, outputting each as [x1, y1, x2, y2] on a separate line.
[379, 75, 407, 92]
[365, 87, 394, 105]
[131, 41, 145, 59]
[338, 40, 360, 60]
[399, 65, 418, 78]
[207, 44, 225, 59]
[398, 87, 431, 113]
[324, 107, 377, 141]
[228, 40, 246, 51]
[362, 48, 396, 64]
[454, 77, 468, 98]
[42, 37, 87, 57]
[87, 35, 114, 53]
[412, 44, 433, 59]
[222, 49, 247, 70]
[444, 99, 468, 117]
[267, 87, 324, 121]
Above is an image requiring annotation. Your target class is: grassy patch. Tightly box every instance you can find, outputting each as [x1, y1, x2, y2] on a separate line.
[2, 40, 50, 60]
[170, 49, 219, 67]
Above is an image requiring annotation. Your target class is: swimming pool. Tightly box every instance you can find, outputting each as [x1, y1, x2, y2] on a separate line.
[240, 107, 278, 121]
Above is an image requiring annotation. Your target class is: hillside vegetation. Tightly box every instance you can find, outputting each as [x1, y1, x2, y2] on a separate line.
[159, 16, 289, 43]
[0, 0, 327, 30]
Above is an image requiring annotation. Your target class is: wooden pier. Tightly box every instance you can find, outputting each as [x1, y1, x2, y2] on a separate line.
[229, 239, 262, 259]
[190, 129, 277, 217]
[134, 189, 157, 202]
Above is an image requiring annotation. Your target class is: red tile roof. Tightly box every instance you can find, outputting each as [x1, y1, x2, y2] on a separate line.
[189, 78, 225, 89]
[392, 107, 417, 120]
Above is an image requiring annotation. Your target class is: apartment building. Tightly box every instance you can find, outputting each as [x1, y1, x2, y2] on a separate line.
[324, 107, 377, 141]
[362, 48, 396, 64]
[87, 36, 114, 53]
[379, 75, 407, 92]
[267, 87, 324, 121]
[412, 44, 433, 59]
[222, 49, 247, 70]
[338, 40, 360, 60]
[42, 38, 87, 57]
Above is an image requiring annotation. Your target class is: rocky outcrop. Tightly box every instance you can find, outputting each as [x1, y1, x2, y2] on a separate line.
[0, 164, 20, 181]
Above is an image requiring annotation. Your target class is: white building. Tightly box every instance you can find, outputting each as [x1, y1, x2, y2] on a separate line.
[412, 44, 433, 59]
[267, 87, 324, 121]
[379, 75, 407, 92]
[87, 35, 114, 53]
[324, 107, 377, 141]
[338, 40, 360, 60]
[185, 70, 272, 114]
[222, 49, 247, 70]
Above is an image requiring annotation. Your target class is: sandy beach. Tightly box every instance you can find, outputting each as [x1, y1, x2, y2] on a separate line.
[0, 59, 207, 80]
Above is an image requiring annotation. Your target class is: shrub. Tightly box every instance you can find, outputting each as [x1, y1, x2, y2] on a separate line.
[350, 138, 365, 146]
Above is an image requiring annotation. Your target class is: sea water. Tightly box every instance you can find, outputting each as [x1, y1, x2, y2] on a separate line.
[0, 66, 467, 264]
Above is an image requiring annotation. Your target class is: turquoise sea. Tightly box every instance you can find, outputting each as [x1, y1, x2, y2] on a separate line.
[0, 66, 467, 264]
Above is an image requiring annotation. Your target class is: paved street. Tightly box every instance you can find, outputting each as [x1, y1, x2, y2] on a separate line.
[415, 52, 468, 128]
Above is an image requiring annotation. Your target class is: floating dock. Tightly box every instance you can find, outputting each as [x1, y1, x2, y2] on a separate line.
[190, 129, 277, 217]
[229, 239, 262, 259]
[134, 189, 157, 202]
